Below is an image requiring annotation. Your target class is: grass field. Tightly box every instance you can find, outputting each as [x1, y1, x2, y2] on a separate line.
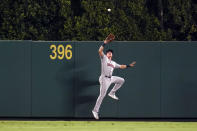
[0, 121, 197, 131]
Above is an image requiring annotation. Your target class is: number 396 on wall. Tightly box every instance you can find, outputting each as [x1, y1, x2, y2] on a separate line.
[49, 44, 72, 60]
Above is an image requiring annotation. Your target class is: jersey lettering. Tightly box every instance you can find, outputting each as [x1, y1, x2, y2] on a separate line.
[107, 63, 115, 68]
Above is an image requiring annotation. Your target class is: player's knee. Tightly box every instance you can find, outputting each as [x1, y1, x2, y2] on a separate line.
[121, 78, 125, 84]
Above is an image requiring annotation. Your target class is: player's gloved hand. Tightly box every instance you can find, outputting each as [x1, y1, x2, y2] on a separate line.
[104, 33, 115, 44]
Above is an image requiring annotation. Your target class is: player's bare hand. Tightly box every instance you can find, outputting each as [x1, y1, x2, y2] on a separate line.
[129, 61, 136, 67]
[104, 33, 115, 44]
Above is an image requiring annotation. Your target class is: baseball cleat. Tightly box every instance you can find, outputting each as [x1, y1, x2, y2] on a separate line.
[92, 111, 99, 120]
[108, 93, 119, 100]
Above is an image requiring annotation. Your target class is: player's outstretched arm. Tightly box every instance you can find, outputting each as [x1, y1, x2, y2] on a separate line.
[120, 61, 136, 69]
[98, 33, 115, 57]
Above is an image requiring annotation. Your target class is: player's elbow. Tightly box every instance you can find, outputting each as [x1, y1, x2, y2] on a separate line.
[98, 49, 101, 53]
[98, 49, 103, 55]
[98, 50, 101, 55]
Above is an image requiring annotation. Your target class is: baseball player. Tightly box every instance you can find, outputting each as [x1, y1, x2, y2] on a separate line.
[92, 34, 136, 120]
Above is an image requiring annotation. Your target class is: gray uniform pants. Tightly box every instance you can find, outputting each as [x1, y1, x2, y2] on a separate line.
[93, 76, 125, 113]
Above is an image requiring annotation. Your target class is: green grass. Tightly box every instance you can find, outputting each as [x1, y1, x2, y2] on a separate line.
[0, 121, 197, 131]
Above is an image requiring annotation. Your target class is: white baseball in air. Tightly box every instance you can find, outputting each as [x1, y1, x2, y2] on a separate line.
[107, 8, 111, 12]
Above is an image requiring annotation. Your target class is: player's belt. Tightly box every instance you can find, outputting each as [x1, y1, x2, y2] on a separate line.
[105, 76, 111, 78]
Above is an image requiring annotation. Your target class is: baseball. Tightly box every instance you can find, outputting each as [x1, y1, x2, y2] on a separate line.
[107, 8, 111, 12]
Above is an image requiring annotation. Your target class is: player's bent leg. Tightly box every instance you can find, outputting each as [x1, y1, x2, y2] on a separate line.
[110, 76, 125, 93]
[108, 76, 125, 100]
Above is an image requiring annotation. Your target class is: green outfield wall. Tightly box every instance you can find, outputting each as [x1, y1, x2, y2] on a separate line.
[0, 41, 197, 118]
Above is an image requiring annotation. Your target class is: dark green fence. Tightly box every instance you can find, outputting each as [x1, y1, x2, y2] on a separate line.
[0, 41, 197, 118]
[161, 42, 197, 118]
[0, 41, 31, 117]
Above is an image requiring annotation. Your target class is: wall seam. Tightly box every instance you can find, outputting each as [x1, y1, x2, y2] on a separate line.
[160, 42, 162, 118]
[73, 42, 76, 118]
[30, 41, 33, 117]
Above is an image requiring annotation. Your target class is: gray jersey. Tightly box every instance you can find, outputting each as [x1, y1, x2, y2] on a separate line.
[100, 54, 120, 77]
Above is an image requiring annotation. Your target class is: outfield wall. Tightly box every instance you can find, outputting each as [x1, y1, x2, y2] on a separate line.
[0, 41, 197, 118]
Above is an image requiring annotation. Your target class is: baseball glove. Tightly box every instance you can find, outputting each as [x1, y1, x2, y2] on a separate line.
[105, 33, 115, 43]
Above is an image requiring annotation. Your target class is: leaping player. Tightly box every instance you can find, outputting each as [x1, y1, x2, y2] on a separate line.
[92, 34, 136, 120]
